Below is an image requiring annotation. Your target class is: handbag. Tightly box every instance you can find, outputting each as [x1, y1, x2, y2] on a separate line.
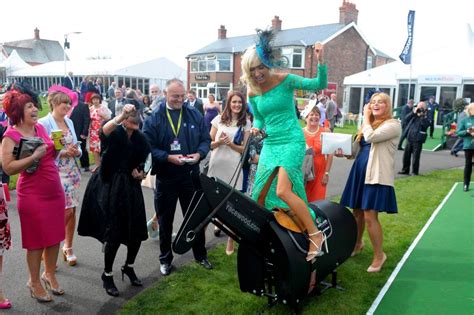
[302, 147, 315, 183]
[13, 137, 45, 173]
[233, 126, 244, 145]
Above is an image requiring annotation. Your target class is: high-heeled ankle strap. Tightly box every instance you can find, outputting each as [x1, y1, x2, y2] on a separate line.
[103, 271, 113, 277]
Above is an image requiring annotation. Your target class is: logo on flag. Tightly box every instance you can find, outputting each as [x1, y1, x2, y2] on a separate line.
[399, 10, 415, 65]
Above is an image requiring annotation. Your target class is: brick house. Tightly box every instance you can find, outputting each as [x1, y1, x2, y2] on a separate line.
[187, 1, 394, 107]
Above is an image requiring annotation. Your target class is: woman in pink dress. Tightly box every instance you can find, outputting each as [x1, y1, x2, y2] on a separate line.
[1, 89, 65, 303]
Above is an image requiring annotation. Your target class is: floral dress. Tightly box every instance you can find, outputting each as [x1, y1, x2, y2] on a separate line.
[0, 186, 11, 254]
[58, 129, 82, 208]
[89, 105, 104, 153]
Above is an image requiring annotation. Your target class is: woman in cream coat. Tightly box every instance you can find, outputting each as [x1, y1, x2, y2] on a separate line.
[339, 92, 401, 273]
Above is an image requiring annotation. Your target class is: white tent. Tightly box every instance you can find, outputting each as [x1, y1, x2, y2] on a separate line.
[0, 49, 31, 72]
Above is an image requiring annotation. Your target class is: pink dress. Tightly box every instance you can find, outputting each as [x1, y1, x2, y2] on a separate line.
[4, 124, 65, 249]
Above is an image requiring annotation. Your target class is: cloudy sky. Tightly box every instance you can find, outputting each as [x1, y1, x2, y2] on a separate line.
[1, 0, 472, 69]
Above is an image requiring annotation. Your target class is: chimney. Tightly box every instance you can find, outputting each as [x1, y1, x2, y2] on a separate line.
[34, 27, 40, 40]
[271, 16, 282, 32]
[339, 0, 358, 25]
[218, 25, 227, 40]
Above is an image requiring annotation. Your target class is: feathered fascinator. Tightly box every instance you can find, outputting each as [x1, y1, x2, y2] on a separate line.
[255, 28, 288, 69]
[48, 85, 78, 109]
[7, 80, 41, 110]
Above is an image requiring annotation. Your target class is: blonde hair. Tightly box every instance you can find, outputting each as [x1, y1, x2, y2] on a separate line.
[465, 102, 474, 116]
[356, 92, 393, 141]
[240, 46, 267, 95]
[47, 91, 71, 112]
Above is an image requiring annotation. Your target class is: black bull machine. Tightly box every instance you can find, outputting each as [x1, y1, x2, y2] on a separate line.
[173, 138, 357, 309]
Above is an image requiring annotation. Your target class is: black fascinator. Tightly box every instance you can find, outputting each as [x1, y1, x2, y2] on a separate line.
[364, 88, 383, 104]
[8, 80, 41, 110]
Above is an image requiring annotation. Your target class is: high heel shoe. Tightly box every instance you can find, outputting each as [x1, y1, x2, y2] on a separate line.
[41, 273, 65, 295]
[62, 247, 77, 266]
[306, 231, 329, 262]
[351, 242, 365, 257]
[101, 272, 119, 297]
[214, 226, 222, 237]
[121, 265, 143, 287]
[367, 253, 387, 273]
[0, 299, 11, 309]
[26, 282, 53, 303]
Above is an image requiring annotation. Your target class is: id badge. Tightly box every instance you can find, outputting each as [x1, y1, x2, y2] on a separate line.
[170, 139, 181, 151]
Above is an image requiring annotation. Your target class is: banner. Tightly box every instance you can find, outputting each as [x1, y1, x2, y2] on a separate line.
[399, 10, 415, 64]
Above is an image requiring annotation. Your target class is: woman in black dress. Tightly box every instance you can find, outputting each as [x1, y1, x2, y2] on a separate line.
[78, 102, 150, 296]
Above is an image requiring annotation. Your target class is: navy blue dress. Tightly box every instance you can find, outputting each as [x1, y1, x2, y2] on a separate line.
[340, 138, 398, 213]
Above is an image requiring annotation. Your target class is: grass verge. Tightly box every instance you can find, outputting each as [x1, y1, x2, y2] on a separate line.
[120, 168, 463, 315]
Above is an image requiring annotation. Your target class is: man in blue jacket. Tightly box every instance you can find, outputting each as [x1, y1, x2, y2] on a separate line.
[143, 78, 212, 276]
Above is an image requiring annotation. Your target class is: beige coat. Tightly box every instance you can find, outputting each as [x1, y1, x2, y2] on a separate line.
[362, 119, 401, 187]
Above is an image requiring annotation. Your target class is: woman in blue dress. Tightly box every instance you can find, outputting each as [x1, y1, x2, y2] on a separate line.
[340, 92, 401, 272]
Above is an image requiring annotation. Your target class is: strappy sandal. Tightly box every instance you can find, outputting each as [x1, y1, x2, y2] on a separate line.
[306, 231, 328, 262]
[62, 247, 77, 266]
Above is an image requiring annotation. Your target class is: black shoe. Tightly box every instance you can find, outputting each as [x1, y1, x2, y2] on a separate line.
[83, 167, 90, 172]
[160, 263, 172, 276]
[196, 258, 213, 270]
[101, 272, 119, 297]
[464, 185, 469, 192]
[121, 265, 143, 286]
[397, 147, 404, 151]
[398, 171, 409, 175]
[214, 227, 222, 237]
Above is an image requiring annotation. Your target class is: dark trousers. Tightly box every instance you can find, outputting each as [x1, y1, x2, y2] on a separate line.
[451, 138, 464, 154]
[154, 174, 207, 265]
[427, 120, 435, 137]
[104, 240, 141, 273]
[79, 139, 90, 168]
[464, 149, 473, 186]
[402, 141, 423, 174]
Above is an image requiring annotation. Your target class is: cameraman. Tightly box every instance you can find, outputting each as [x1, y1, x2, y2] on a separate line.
[398, 102, 430, 176]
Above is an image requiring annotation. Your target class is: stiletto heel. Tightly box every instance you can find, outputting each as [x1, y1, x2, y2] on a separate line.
[121, 265, 143, 287]
[62, 247, 77, 266]
[306, 230, 328, 262]
[351, 241, 365, 257]
[26, 282, 53, 303]
[367, 253, 387, 273]
[41, 273, 65, 295]
[101, 272, 119, 296]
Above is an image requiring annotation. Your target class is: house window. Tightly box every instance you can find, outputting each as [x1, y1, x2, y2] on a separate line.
[366, 56, 373, 70]
[282, 47, 304, 68]
[190, 54, 232, 73]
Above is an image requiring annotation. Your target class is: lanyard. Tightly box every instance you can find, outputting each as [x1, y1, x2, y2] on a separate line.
[166, 108, 183, 138]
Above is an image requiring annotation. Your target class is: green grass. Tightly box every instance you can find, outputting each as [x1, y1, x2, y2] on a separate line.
[120, 168, 463, 315]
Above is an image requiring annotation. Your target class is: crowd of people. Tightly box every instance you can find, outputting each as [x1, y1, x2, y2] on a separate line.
[0, 32, 471, 311]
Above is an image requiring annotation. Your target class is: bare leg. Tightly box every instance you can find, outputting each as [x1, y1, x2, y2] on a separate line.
[26, 249, 48, 297]
[364, 210, 385, 266]
[92, 152, 101, 172]
[352, 209, 365, 254]
[42, 244, 61, 289]
[64, 207, 77, 264]
[225, 237, 234, 255]
[275, 168, 322, 258]
[0, 256, 5, 302]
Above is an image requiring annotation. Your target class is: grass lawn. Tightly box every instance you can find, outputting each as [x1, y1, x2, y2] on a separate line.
[120, 168, 463, 315]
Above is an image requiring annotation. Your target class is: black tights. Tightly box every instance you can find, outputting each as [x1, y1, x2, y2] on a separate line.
[104, 241, 141, 273]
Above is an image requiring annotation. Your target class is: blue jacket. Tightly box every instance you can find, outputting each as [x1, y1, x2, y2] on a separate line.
[142, 102, 210, 177]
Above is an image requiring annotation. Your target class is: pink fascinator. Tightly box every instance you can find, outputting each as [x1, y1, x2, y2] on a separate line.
[48, 85, 78, 109]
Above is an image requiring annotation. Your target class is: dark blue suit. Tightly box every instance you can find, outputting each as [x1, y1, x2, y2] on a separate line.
[142, 102, 210, 265]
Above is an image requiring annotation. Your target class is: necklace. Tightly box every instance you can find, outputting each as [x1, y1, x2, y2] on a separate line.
[306, 126, 320, 135]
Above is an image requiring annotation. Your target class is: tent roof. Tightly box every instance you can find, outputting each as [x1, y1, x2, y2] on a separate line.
[0, 49, 32, 72]
[11, 57, 185, 79]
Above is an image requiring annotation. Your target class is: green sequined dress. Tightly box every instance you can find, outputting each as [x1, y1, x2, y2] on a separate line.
[249, 64, 327, 217]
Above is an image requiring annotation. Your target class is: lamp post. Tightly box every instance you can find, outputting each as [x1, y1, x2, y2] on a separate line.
[63, 32, 82, 77]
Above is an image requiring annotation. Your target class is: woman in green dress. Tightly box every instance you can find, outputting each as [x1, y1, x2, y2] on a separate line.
[240, 30, 328, 262]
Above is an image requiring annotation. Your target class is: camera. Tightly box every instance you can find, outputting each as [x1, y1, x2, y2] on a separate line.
[416, 108, 426, 114]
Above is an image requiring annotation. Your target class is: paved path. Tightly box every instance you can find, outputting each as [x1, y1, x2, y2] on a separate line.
[3, 149, 465, 314]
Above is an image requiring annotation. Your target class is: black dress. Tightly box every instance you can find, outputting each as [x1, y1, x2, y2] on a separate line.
[78, 127, 151, 244]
